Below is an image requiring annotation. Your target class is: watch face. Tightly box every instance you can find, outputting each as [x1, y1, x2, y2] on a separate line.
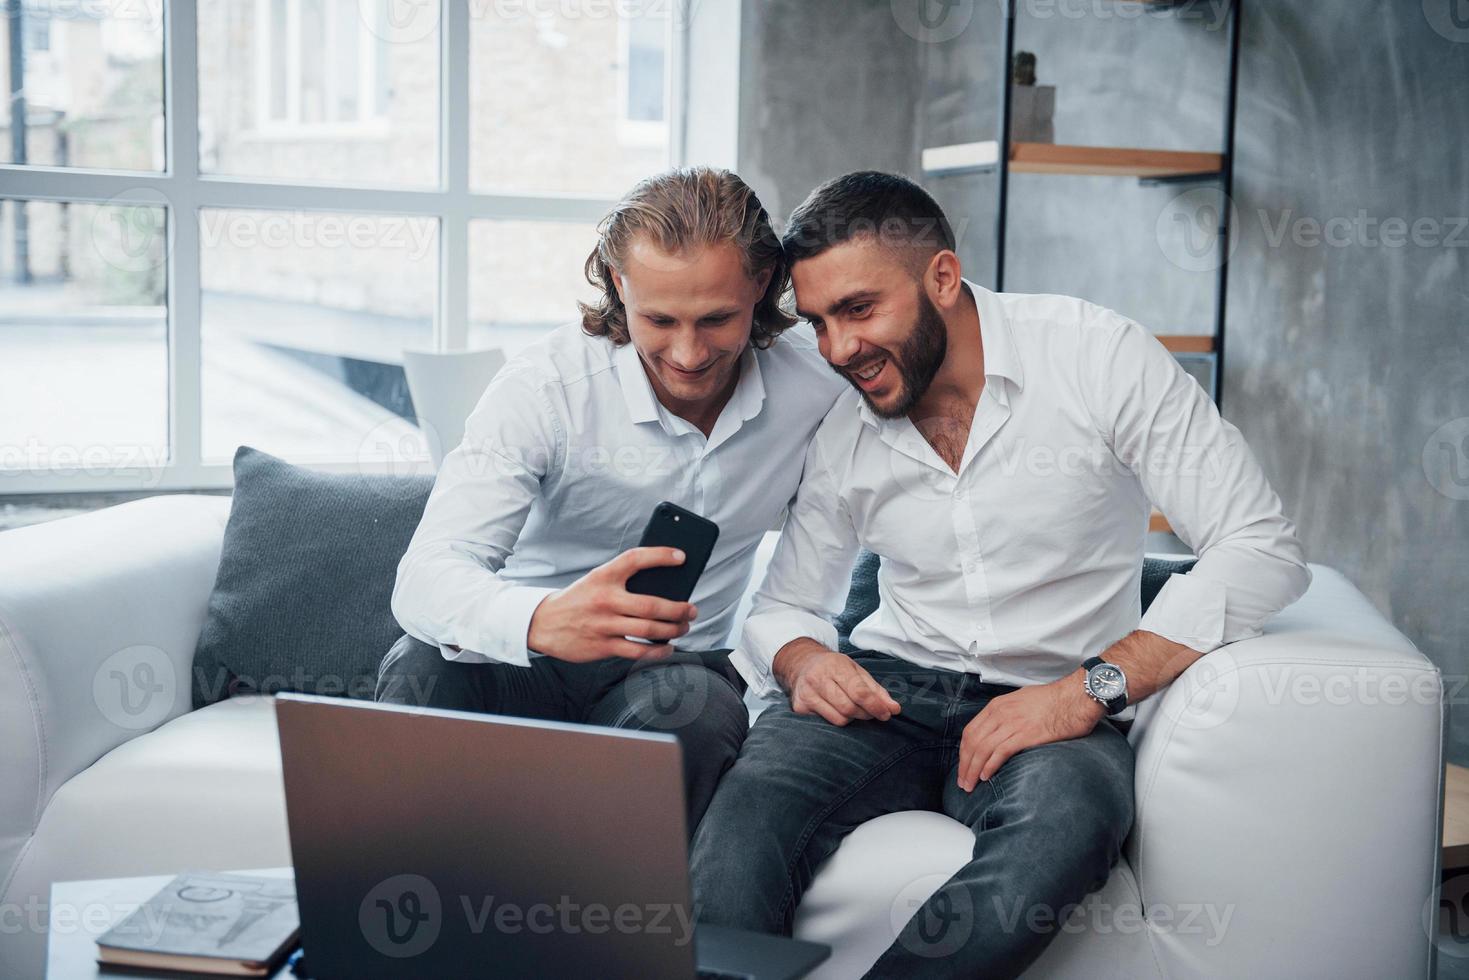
[1089, 664, 1126, 700]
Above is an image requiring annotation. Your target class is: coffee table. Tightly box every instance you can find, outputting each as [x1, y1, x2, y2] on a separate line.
[46, 868, 295, 979]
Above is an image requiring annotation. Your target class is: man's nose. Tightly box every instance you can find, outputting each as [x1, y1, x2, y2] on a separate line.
[670, 333, 710, 370]
[826, 324, 861, 368]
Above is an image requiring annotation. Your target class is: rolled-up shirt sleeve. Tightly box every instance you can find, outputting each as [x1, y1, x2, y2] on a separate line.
[1082, 311, 1311, 653]
[390, 362, 563, 667]
[731, 432, 862, 698]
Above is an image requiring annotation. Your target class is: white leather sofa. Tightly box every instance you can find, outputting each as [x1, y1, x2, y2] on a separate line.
[0, 494, 1446, 978]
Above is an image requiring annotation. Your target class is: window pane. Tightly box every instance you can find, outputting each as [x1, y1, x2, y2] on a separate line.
[332, 0, 360, 120]
[0, 3, 165, 171]
[299, 0, 326, 124]
[471, 5, 669, 195]
[469, 220, 598, 355]
[625, 16, 665, 123]
[0, 198, 168, 475]
[197, 0, 439, 187]
[200, 208, 437, 462]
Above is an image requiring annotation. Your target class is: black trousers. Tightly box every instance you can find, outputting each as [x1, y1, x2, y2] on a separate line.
[375, 634, 749, 836]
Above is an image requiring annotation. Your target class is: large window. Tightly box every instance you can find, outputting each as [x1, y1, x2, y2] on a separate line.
[0, 0, 680, 492]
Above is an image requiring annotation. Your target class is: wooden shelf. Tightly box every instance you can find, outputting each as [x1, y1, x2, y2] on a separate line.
[1159, 335, 1217, 355]
[1446, 764, 1469, 870]
[1010, 142, 1223, 179]
[921, 141, 1225, 180]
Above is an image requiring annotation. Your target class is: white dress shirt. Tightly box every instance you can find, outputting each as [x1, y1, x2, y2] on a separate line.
[731, 283, 1311, 699]
[392, 321, 846, 666]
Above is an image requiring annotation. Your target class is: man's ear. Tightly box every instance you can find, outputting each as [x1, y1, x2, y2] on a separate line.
[926, 250, 964, 309]
[608, 265, 626, 302]
[755, 263, 774, 297]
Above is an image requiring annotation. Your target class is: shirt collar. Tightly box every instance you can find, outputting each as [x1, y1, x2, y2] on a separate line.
[730, 344, 767, 423]
[857, 278, 1024, 431]
[613, 338, 768, 431]
[613, 338, 662, 424]
[970, 279, 1024, 396]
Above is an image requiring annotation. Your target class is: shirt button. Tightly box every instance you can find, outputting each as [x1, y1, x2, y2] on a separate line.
[965, 560, 979, 573]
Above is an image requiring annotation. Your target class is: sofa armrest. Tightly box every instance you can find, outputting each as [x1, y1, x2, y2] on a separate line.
[0, 494, 231, 897]
[1126, 564, 1442, 977]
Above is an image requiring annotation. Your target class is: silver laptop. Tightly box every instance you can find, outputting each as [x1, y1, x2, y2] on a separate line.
[274, 693, 829, 980]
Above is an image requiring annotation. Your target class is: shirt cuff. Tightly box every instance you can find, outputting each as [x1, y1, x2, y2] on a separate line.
[1138, 572, 1227, 654]
[443, 584, 557, 668]
[731, 609, 841, 700]
[729, 648, 783, 700]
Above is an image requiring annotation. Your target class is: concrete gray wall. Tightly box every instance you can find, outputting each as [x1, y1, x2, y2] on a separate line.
[1225, 2, 1469, 759]
[737, 0, 923, 224]
[739, 0, 1469, 760]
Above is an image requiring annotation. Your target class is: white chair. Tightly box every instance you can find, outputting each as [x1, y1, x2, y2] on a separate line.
[401, 348, 507, 466]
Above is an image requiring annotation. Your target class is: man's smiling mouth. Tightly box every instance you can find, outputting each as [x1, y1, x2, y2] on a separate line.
[850, 357, 888, 388]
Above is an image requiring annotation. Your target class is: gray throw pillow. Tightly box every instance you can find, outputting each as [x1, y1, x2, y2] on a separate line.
[192, 446, 434, 707]
[834, 551, 1198, 653]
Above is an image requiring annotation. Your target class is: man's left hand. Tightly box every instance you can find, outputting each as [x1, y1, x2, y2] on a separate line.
[956, 671, 1105, 792]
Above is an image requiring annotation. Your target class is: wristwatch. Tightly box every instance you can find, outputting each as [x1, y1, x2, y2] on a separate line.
[1082, 656, 1128, 716]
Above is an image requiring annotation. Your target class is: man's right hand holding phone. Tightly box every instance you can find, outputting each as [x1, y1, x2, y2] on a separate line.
[527, 547, 697, 662]
[773, 638, 902, 727]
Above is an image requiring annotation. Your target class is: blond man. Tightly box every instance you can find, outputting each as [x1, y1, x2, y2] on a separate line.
[378, 168, 845, 831]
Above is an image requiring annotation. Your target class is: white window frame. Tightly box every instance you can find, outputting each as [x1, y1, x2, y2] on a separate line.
[0, 0, 690, 494]
[252, 0, 391, 139]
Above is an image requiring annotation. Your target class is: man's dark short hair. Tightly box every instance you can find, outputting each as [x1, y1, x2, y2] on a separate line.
[781, 171, 957, 272]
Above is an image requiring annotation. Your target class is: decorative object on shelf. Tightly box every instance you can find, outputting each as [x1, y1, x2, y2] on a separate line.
[1013, 51, 1037, 87]
[1010, 51, 1055, 144]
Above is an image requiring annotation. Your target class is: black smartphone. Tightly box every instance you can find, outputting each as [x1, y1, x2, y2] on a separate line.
[624, 501, 720, 603]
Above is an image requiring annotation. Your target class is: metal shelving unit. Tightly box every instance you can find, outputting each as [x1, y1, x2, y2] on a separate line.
[921, 0, 1243, 536]
[927, 0, 1242, 411]
[995, 0, 1242, 409]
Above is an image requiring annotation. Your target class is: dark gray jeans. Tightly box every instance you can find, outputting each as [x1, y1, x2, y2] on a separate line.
[375, 634, 749, 835]
[689, 650, 1135, 979]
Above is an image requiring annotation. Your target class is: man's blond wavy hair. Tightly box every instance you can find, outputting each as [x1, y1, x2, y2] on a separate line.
[579, 167, 796, 348]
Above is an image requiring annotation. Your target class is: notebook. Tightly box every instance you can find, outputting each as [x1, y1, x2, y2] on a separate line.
[96, 871, 300, 976]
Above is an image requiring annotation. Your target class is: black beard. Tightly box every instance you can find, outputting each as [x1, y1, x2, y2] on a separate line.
[841, 287, 949, 420]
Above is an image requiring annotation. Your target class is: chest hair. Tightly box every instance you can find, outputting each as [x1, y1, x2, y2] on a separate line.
[911, 405, 975, 474]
